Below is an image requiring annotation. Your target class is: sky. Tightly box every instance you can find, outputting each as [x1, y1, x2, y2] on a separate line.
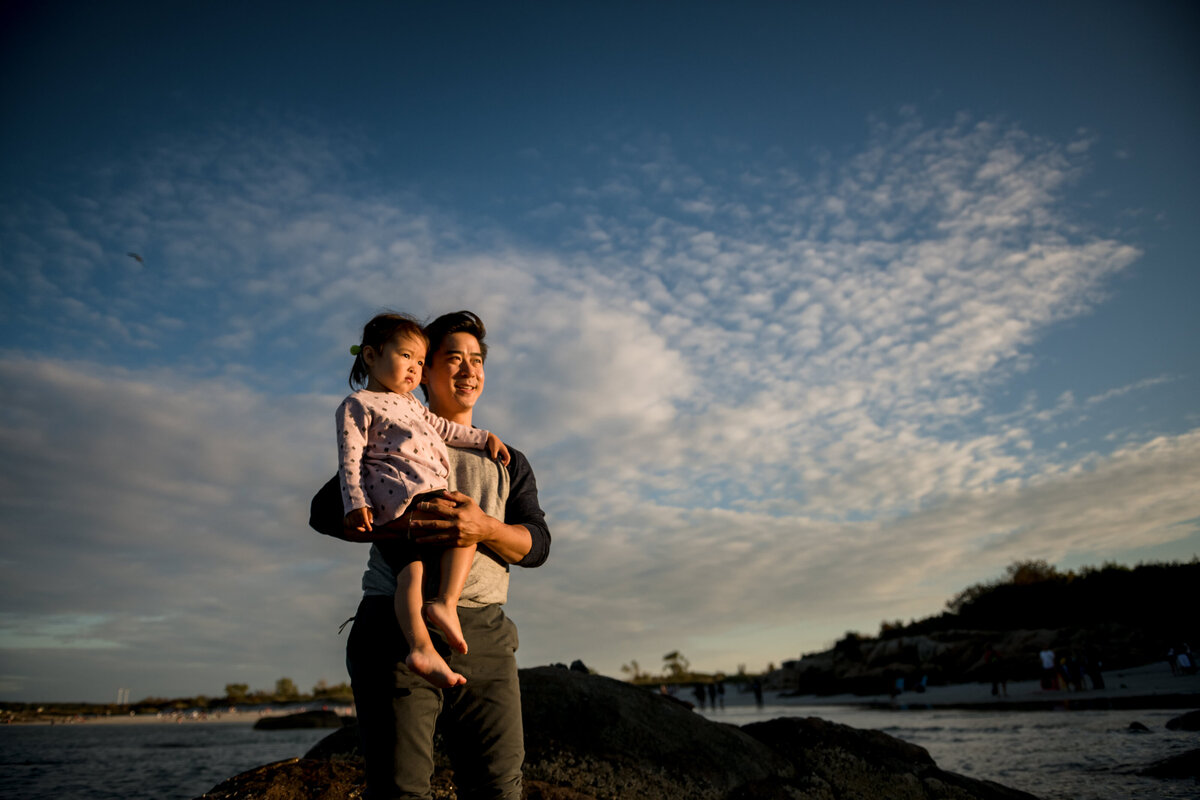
[0, 1, 1197, 703]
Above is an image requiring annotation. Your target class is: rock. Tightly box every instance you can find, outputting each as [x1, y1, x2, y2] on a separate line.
[742, 716, 1038, 799]
[303, 725, 362, 760]
[518, 666, 792, 799]
[253, 709, 348, 730]
[1139, 747, 1200, 779]
[197, 667, 1039, 800]
[1127, 721, 1152, 733]
[1166, 709, 1200, 731]
[195, 757, 366, 799]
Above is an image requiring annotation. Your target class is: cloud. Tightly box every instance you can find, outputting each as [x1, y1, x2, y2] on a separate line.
[0, 113, 1194, 697]
[0, 354, 375, 697]
[515, 429, 1200, 674]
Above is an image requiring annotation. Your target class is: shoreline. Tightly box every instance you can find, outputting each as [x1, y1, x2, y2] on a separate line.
[3, 705, 354, 727]
[774, 661, 1200, 712]
[7, 662, 1198, 726]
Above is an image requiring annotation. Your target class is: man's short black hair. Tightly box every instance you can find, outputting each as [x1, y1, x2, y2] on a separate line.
[424, 310, 488, 362]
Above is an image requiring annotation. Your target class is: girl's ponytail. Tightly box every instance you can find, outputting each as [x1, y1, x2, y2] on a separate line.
[348, 312, 427, 390]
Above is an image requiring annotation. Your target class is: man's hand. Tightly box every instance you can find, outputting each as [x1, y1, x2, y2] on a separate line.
[410, 491, 533, 565]
[410, 491, 495, 547]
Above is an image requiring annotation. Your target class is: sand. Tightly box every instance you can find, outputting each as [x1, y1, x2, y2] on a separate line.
[6, 704, 354, 726]
[775, 661, 1200, 710]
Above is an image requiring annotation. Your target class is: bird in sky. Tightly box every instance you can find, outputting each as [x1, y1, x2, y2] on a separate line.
[126, 252, 144, 264]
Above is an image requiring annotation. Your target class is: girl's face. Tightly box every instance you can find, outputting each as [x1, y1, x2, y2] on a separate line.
[364, 334, 426, 395]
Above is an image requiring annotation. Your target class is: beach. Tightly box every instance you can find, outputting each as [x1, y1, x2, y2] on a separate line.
[776, 661, 1200, 711]
[5, 704, 354, 727]
[9, 660, 1198, 727]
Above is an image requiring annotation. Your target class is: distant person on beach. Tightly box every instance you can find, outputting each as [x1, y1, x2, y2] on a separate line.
[1175, 644, 1196, 675]
[1065, 653, 1084, 692]
[983, 644, 1007, 697]
[310, 310, 550, 800]
[1084, 648, 1105, 690]
[336, 312, 510, 689]
[1039, 647, 1058, 690]
[1058, 655, 1075, 691]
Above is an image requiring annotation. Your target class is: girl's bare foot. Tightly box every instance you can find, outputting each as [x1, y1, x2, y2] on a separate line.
[424, 600, 468, 654]
[406, 645, 466, 688]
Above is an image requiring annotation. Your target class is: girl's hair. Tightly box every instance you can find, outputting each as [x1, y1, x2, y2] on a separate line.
[348, 312, 428, 390]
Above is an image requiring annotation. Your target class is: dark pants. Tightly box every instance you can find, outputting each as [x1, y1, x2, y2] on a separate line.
[347, 594, 524, 800]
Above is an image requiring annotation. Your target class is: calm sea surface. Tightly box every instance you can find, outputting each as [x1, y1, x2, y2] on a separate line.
[0, 721, 331, 800]
[2, 703, 1197, 799]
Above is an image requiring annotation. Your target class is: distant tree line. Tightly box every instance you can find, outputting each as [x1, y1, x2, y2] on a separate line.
[893, 558, 1200, 638]
[814, 558, 1200, 672]
[217, 676, 353, 706]
[779, 558, 1200, 692]
[620, 650, 771, 686]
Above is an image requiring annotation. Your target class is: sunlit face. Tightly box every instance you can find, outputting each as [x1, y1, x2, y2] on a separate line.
[364, 334, 426, 395]
[422, 332, 485, 418]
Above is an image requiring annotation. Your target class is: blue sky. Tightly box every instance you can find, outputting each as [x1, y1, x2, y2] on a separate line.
[1, 1, 1197, 702]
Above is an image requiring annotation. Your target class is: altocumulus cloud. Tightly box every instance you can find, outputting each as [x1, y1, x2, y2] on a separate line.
[0, 111, 1196, 697]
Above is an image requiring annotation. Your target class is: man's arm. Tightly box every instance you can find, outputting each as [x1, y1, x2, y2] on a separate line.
[408, 493, 533, 564]
[503, 447, 550, 567]
[309, 474, 409, 543]
[409, 447, 550, 567]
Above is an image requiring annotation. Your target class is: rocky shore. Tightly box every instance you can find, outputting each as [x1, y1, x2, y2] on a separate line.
[196, 666, 1042, 800]
[777, 660, 1200, 712]
[764, 622, 1197, 700]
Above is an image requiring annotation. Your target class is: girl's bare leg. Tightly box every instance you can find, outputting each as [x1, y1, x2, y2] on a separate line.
[395, 561, 466, 688]
[423, 544, 476, 654]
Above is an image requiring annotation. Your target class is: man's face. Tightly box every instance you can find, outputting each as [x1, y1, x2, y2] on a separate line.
[423, 331, 485, 416]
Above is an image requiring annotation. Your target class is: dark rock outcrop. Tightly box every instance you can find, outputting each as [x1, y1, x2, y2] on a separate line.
[742, 717, 1037, 799]
[1139, 747, 1200, 779]
[1165, 709, 1200, 731]
[196, 757, 367, 798]
[198, 666, 1037, 799]
[253, 709, 349, 730]
[519, 666, 793, 799]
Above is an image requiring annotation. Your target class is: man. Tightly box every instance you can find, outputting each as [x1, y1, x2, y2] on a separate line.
[310, 310, 550, 800]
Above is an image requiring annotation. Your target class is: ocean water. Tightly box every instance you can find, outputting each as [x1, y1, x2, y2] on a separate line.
[2, 704, 1197, 799]
[0, 721, 332, 800]
[699, 702, 1200, 800]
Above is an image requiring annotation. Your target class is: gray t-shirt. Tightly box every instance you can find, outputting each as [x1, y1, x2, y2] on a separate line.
[361, 447, 512, 607]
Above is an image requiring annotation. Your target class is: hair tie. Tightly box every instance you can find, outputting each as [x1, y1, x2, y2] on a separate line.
[350, 345, 362, 355]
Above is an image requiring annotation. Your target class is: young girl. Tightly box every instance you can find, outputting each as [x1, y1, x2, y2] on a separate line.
[337, 312, 509, 688]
